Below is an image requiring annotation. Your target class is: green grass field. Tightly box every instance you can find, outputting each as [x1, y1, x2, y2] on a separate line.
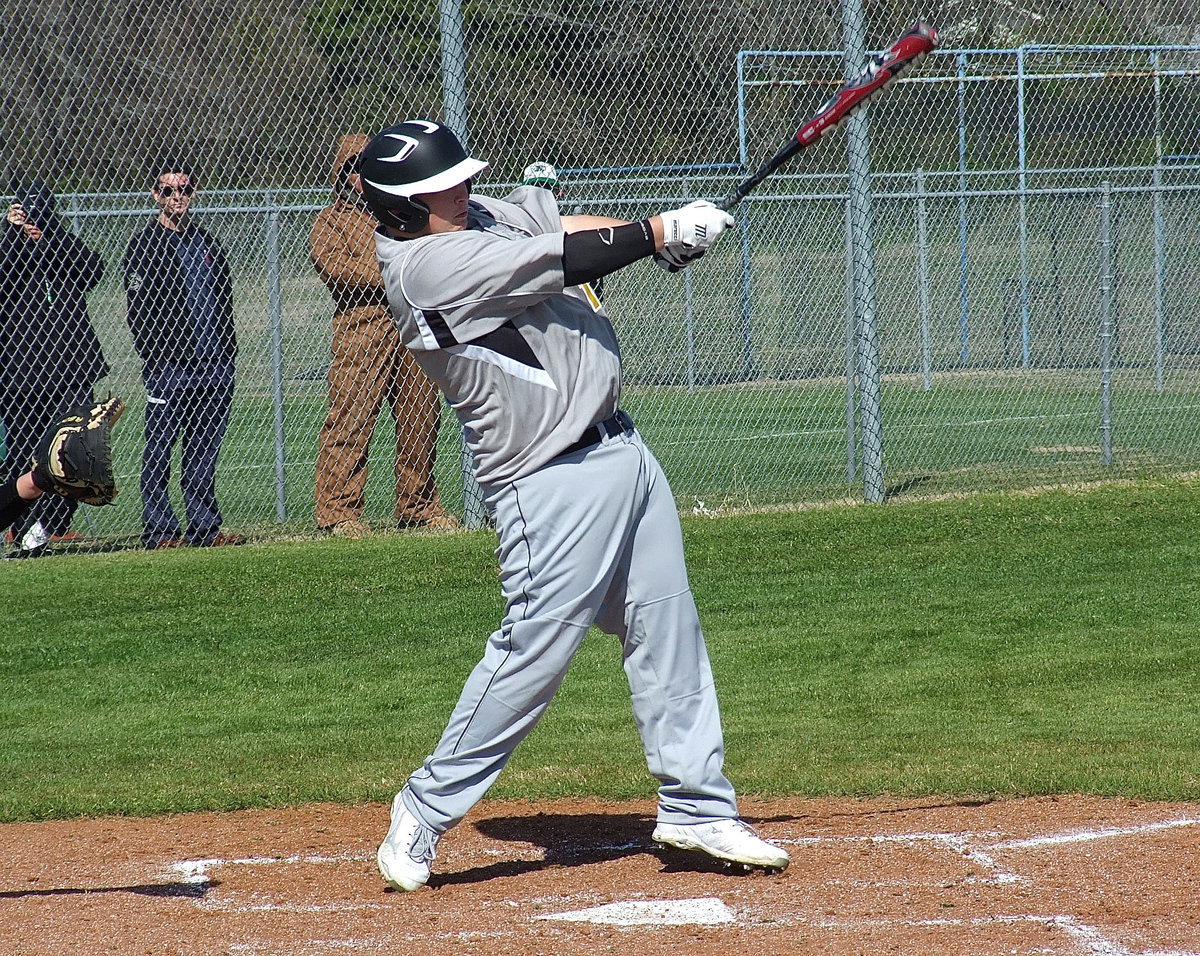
[58, 369, 1200, 544]
[3, 476, 1198, 823]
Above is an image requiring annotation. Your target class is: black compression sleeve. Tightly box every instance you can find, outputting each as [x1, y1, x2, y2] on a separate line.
[562, 220, 655, 287]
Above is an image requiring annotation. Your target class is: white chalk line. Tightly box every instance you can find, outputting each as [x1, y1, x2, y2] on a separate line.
[782, 830, 1022, 885]
[156, 818, 1197, 949]
[767, 818, 1200, 955]
[203, 900, 388, 914]
[991, 817, 1200, 850]
[167, 853, 372, 885]
[165, 855, 385, 916]
[780, 817, 1200, 885]
[817, 915, 1200, 956]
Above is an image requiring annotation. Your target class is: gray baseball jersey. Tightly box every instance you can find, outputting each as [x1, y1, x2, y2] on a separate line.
[375, 186, 616, 486]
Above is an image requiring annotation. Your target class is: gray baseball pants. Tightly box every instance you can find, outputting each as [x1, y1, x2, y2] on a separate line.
[401, 424, 740, 833]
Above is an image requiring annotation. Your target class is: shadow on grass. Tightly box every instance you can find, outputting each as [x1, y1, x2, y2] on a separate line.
[884, 474, 935, 499]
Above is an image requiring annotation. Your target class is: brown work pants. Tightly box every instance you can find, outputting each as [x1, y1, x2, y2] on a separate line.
[314, 306, 443, 527]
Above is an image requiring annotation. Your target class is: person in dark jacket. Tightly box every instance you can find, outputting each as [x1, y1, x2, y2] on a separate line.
[0, 181, 108, 557]
[122, 161, 244, 549]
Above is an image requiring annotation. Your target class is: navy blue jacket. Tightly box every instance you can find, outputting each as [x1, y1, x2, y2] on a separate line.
[122, 218, 236, 382]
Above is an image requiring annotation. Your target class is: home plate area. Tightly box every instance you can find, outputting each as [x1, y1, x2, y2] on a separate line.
[0, 796, 1198, 955]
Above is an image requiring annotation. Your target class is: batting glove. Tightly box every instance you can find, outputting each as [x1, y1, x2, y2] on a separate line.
[654, 246, 707, 273]
[659, 200, 734, 253]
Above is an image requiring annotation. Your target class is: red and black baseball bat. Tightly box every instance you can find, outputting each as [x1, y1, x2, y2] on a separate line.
[719, 22, 938, 212]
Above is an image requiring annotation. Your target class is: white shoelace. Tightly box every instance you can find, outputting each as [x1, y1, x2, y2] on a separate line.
[407, 825, 438, 863]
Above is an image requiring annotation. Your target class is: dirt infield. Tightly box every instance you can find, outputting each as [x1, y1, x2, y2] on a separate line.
[2, 794, 1198, 955]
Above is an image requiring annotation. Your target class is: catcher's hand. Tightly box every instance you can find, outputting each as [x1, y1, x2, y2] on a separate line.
[30, 396, 125, 506]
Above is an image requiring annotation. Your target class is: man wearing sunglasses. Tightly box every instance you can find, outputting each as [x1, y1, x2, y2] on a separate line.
[121, 161, 244, 549]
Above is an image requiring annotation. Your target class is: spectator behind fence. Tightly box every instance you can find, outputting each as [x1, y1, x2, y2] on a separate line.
[521, 161, 563, 200]
[310, 133, 455, 538]
[0, 181, 108, 559]
[122, 161, 245, 549]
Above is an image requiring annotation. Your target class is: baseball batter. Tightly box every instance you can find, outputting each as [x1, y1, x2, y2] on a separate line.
[358, 120, 789, 891]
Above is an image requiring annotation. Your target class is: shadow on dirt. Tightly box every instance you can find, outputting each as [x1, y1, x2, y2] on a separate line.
[421, 811, 788, 888]
[0, 880, 214, 900]
[750, 796, 997, 826]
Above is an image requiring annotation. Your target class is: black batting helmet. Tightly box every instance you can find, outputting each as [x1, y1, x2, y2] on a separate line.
[358, 120, 488, 233]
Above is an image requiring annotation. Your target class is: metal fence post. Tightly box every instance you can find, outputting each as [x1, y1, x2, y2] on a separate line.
[841, 0, 885, 503]
[734, 52, 757, 383]
[266, 194, 288, 521]
[956, 51, 970, 366]
[437, 0, 487, 527]
[1017, 46, 1031, 369]
[844, 198, 857, 486]
[915, 168, 932, 390]
[1099, 181, 1114, 468]
[1153, 166, 1167, 393]
[67, 193, 81, 236]
[438, 0, 470, 143]
[1152, 49, 1167, 392]
[684, 267, 697, 391]
[738, 213, 756, 381]
[683, 177, 697, 390]
[456, 428, 489, 528]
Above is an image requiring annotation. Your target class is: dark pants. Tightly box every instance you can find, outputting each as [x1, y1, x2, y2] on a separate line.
[140, 380, 233, 547]
[0, 382, 94, 539]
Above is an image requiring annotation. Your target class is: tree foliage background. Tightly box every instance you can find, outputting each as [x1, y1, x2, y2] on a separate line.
[5, 0, 1198, 190]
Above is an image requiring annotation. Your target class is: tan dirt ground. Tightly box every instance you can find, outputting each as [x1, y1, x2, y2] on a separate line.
[1, 794, 1198, 955]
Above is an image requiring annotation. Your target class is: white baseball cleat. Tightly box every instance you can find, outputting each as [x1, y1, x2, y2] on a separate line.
[652, 818, 790, 870]
[377, 793, 440, 891]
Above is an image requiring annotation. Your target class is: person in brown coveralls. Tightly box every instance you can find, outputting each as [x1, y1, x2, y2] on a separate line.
[310, 134, 457, 537]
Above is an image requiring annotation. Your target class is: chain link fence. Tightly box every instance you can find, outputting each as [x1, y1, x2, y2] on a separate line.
[4, 1, 1200, 550]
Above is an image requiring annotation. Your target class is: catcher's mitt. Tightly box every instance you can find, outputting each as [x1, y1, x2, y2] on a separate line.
[30, 396, 126, 506]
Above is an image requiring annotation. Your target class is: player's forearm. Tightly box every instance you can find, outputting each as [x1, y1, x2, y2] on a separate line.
[562, 214, 666, 248]
[561, 220, 656, 286]
[561, 198, 734, 284]
[0, 474, 41, 531]
[17, 472, 44, 499]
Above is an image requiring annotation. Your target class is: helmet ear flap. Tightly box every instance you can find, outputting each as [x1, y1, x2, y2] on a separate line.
[366, 195, 430, 234]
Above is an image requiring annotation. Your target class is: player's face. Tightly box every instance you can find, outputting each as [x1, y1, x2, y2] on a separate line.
[419, 181, 470, 234]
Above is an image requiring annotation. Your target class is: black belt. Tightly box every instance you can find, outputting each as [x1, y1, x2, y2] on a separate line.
[558, 409, 634, 458]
